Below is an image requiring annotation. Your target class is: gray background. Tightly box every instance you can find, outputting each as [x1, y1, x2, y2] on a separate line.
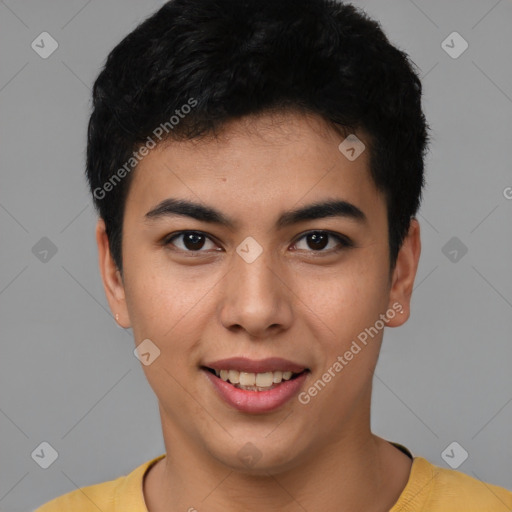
[0, 1, 511, 511]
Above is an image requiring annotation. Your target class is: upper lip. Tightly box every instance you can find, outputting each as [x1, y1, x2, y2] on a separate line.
[203, 357, 307, 374]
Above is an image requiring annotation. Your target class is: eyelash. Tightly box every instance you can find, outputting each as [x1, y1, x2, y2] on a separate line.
[162, 230, 353, 256]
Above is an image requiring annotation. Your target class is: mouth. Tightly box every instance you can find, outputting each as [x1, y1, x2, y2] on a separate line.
[201, 358, 310, 413]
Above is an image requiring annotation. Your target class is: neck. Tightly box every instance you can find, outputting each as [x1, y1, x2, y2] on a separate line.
[144, 402, 412, 512]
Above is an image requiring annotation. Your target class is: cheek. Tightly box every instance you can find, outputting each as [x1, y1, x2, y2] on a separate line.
[123, 258, 218, 352]
[310, 255, 387, 314]
[295, 253, 390, 356]
[124, 269, 205, 395]
[123, 258, 177, 341]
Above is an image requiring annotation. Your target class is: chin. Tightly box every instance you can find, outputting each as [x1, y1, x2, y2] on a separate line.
[208, 434, 309, 476]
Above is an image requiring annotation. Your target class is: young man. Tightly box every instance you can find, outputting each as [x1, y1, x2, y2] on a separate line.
[35, 0, 512, 510]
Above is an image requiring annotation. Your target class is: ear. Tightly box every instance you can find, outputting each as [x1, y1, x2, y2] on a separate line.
[96, 217, 131, 328]
[386, 218, 421, 327]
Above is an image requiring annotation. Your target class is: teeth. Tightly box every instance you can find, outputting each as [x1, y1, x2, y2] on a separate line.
[212, 368, 301, 388]
[255, 372, 274, 387]
[228, 369, 240, 384]
[239, 372, 256, 386]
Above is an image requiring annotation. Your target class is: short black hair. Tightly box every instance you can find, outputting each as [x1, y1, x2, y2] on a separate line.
[86, 0, 430, 273]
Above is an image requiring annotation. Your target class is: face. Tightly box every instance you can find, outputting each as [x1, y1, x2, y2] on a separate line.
[97, 111, 420, 474]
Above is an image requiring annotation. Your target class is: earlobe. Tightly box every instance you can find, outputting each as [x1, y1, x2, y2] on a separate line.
[95, 218, 131, 328]
[386, 218, 421, 328]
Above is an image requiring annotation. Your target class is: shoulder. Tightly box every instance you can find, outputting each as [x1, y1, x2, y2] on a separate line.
[33, 454, 166, 512]
[33, 477, 121, 512]
[430, 460, 512, 510]
[393, 456, 512, 511]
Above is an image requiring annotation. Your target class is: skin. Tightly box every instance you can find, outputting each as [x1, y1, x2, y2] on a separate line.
[96, 110, 421, 512]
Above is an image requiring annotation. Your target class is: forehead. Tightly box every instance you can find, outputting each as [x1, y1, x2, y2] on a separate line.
[125, 111, 384, 225]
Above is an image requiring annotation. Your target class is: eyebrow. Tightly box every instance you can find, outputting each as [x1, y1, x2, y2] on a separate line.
[144, 197, 367, 229]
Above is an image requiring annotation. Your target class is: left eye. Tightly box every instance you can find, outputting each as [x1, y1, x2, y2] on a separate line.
[292, 231, 352, 252]
[164, 230, 351, 254]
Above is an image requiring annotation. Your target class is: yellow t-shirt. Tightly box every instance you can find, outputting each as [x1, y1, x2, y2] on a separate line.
[34, 443, 512, 511]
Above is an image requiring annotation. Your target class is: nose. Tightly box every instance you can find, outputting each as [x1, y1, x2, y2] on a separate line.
[218, 246, 293, 339]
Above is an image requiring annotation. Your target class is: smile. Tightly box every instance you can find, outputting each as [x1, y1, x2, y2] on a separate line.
[201, 358, 310, 413]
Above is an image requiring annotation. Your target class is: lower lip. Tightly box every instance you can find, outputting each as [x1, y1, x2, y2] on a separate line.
[203, 369, 309, 414]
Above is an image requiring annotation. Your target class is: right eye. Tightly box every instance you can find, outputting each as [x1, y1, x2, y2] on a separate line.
[163, 231, 222, 254]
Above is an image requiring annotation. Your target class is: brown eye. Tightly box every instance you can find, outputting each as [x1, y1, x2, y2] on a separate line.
[305, 232, 329, 250]
[165, 231, 219, 252]
[293, 231, 352, 253]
